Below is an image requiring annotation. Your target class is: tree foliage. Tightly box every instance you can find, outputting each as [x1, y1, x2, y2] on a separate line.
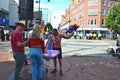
[105, 3, 120, 31]
[45, 22, 53, 32]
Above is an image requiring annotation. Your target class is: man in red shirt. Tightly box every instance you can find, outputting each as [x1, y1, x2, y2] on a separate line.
[10, 21, 27, 80]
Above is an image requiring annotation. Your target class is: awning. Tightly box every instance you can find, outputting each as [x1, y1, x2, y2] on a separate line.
[77, 27, 108, 31]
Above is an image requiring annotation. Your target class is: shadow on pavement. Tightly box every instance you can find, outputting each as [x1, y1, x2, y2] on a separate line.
[70, 53, 116, 58]
[0, 61, 14, 80]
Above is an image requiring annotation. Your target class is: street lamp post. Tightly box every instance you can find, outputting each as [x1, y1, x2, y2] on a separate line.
[36, 0, 41, 24]
[39, 0, 41, 24]
[36, 0, 50, 24]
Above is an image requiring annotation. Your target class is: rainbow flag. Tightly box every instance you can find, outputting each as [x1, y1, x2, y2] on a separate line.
[40, 20, 44, 34]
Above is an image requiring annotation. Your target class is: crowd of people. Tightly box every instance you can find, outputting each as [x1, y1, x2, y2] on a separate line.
[86, 32, 102, 40]
[0, 29, 10, 41]
[10, 21, 74, 80]
[73, 31, 102, 40]
[8, 20, 120, 80]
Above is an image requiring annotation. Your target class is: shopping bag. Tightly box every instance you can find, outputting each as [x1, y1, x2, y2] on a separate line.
[43, 50, 59, 61]
[25, 47, 30, 59]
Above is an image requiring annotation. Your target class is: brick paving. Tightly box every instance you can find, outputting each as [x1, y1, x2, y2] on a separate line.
[0, 50, 14, 80]
[1, 50, 120, 80]
[21, 56, 120, 80]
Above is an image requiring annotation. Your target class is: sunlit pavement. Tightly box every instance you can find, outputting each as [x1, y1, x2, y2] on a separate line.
[1, 39, 120, 80]
[62, 38, 116, 58]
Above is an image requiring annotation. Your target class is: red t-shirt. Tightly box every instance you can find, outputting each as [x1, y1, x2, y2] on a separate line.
[10, 30, 24, 52]
[28, 38, 45, 52]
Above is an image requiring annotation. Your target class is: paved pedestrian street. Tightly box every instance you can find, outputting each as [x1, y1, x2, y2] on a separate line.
[1, 39, 120, 80]
[20, 56, 120, 80]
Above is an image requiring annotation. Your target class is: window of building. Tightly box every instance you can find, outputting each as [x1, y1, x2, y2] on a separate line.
[88, 19, 90, 25]
[0, 11, 9, 20]
[111, 2, 114, 6]
[102, 9, 105, 15]
[91, 20, 93, 25]
[88, 0, 98, 6]
[106, 10, 109, 15]
[95, 19, 97, 25]
[80, 20, 84, 25]
[79, 21, 81, 25]
[79, 2, 84, 10]
[88, 9, 98, 16]
[107, 1, 111, 6]
[102, 19, 104, 25]
[93, 19, 97, 25]
[102, 0, 106, 6]
[82, 20, 84, 25]
[88, 19, 97, 25]
[74, 16, 77, 21]
[79, 12, 84, 18]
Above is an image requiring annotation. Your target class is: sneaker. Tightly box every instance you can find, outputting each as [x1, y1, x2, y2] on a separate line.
[59, 70, 63, 76]
[51, 69, 57, 73]
[19, 74, 24, 80]
[112, 54, 116, 57]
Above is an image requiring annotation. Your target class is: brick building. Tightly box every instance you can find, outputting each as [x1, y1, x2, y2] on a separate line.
[60, 0, 118, 38]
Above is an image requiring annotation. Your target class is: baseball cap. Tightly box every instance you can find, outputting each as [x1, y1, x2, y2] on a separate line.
[15, 21, 26, 27]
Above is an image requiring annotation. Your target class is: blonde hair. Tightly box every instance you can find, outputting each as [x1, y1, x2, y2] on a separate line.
[31, 25, 40, 39]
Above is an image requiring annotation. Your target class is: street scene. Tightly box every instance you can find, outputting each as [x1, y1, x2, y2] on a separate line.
[1, 39, 120, 80]
[0, 0, 120, 80]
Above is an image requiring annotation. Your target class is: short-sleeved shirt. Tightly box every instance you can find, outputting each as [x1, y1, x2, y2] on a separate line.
[10, 30, 24, 52]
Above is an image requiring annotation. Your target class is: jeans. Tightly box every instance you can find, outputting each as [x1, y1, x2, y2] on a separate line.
[30, 48, 43, 80]
[13, 52, 25, 80]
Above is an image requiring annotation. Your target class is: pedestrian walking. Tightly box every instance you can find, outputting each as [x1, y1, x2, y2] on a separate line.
[93, 33, 97, 40]
[86, 33, 89, 39]
[74, 31, 77, 39]
[10, 21, 27, 80]
[1, 29, 5, 41]
[116, 34, 120, 47]
[28, 25, 45, 80]
[78, 32, 82, 39]
[98, 33, 102, 40]
[46, 28, 74, 76]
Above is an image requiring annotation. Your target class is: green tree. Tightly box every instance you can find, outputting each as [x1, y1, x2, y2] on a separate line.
[105, 2, 120, 31]
[45, 22, 53, 32]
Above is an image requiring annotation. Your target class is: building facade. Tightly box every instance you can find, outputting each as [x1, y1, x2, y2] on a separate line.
[60, 0, 118, 38]
[34, 8, 49, 25]
[9, 0, 19, 27]
[0, 0, 18, 29]
[0, 0, 9, 29]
